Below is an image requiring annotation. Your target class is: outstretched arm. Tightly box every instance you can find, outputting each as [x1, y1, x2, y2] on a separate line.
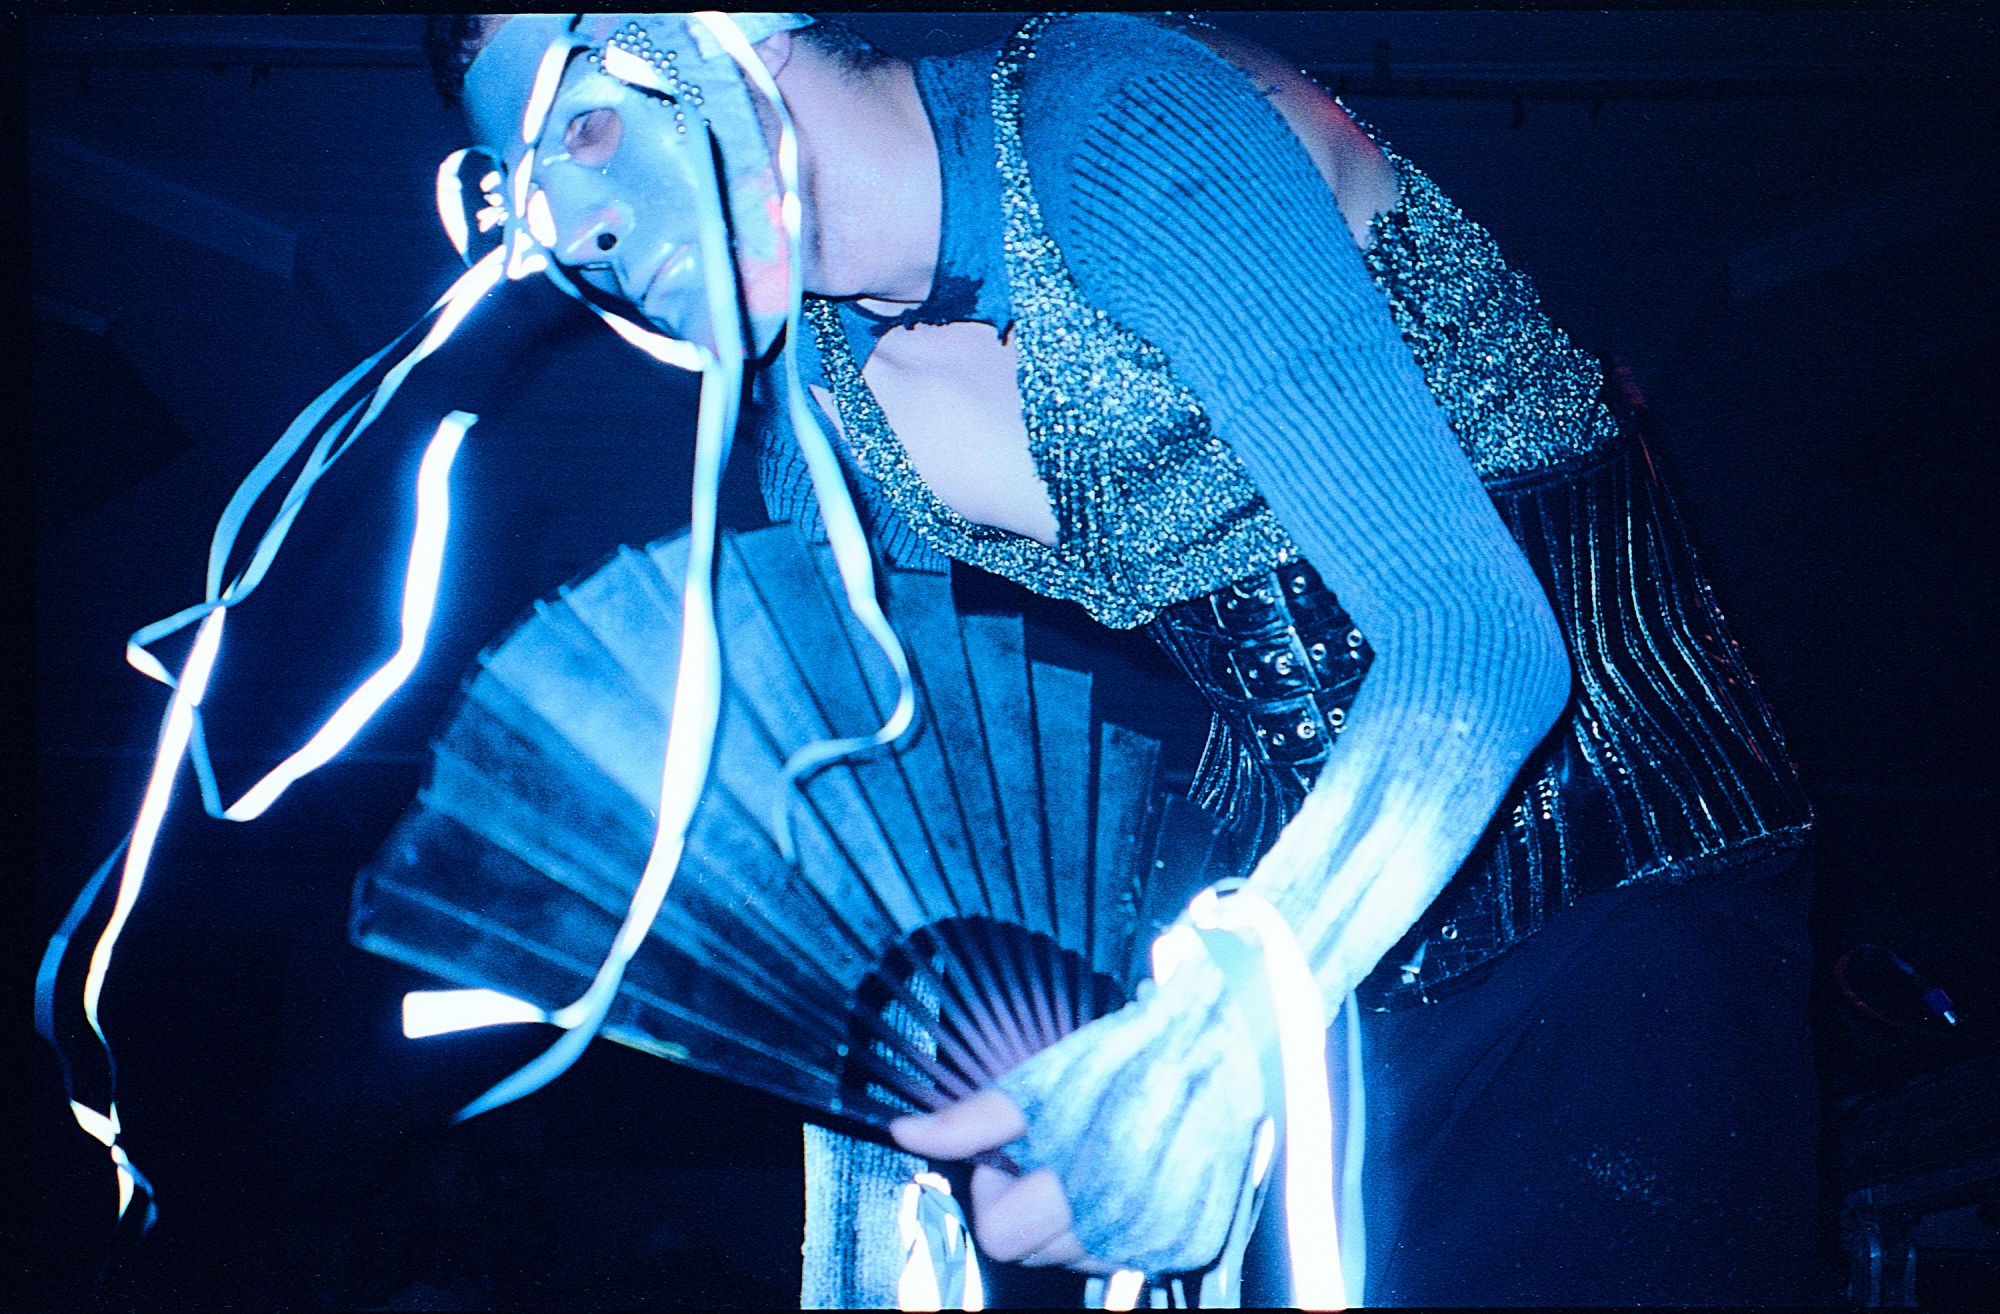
[902, 14, 1570, 1274]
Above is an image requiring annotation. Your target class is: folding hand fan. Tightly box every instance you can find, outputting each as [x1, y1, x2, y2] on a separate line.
[351, 524, 1235, 1128]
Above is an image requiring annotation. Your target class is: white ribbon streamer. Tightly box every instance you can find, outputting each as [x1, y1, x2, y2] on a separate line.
[689, 11, 916, 848]
[897, 1172, 985, 1311]
[1154, 885, 1356, 1310]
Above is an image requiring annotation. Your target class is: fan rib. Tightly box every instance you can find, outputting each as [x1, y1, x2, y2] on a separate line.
[848, 996, 977, 1105]
[892, 940, 1008, 1087]
[882, 571, 1008, 925]
[1032, 662, 1095, 960]
[1092, 724, 1162, 983]
[930, 920, 1031, 1082]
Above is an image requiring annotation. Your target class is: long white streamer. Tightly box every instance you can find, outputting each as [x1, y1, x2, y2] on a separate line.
[1154, 886, 1354, 1310]
[224, 412, 474, 821]
[56, 404, 481, 1223]
[690, 12, 916, 846]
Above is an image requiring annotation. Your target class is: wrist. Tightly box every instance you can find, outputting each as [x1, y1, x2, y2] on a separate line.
[992, 955, 1267, 1272]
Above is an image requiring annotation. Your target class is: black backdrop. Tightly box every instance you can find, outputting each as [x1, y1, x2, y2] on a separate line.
[21, 10, 1999, 1308]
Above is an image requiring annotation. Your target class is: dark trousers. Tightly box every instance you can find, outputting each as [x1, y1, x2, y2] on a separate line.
[1352, 851, 1823, 1306]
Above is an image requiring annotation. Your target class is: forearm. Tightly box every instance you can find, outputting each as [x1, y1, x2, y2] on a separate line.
[1229, 356, 1572, 1002]
[1250, 669, 1560, 1005]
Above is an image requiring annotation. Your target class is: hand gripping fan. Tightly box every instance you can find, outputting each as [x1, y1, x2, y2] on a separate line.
[351, 524, 1235, 1127]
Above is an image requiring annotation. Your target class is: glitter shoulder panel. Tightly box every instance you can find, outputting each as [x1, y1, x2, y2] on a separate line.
[805, 15, 1298, 631]
[1361, 139, 1622, 483]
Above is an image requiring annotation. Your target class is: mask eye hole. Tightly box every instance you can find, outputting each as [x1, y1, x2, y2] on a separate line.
[563, 107, 622, 167]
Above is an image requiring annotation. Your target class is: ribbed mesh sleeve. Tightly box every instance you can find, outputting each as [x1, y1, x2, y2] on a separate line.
[1031, 12, 1572, 1014]
[989, 16, 1573, 1271]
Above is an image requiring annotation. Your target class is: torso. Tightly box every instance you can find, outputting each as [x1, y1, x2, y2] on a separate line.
[791, 15, 1813, 1004]
[808, 24, 1397, 549]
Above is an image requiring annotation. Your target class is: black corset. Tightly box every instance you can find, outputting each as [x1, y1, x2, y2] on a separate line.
[1144, 561, 1374, 842]
[1147, 413, 1812, 1009]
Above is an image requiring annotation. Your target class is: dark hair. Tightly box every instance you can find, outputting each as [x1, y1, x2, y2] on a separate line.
[422, 14, 889, 108]
[423, 15, 492, 108]
[796, 17, 891, 74]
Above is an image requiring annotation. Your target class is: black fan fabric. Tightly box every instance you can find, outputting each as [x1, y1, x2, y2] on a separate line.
[352, 525, 1213, 1127]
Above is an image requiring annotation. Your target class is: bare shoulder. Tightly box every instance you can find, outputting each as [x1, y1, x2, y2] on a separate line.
[1030, 13, 1399, 250]
[1170, 21, 1400, 247]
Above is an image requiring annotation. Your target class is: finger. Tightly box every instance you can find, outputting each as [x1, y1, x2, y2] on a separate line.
[969, 1162, 1016, 1212]
[889, 1088, 1028, 1160]
[1020, 1231, 1122, 1274]
[970, 1166, 1073, 1264]
[1018, 1232, 1089, 1268]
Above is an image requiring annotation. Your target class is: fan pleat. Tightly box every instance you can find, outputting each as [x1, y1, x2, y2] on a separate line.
[722, 534, 945, 934]
[958, 615, 1052, 942]
[1091, 723, 1161, 983]
[357, 816, 848, 1105]
[477, 600, 668, 812]
[1031, 662, 1094, 958]
[539, 544, 873, 977]
[419, 678, 862, 1029]
[884, 574, 1010, 921]
[791, 553, 983, 937]
[423, 684, 656, 909]
[553, 547, 687, 718]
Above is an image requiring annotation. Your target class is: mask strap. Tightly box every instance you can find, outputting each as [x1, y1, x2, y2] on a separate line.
[690, 10, 915, 858]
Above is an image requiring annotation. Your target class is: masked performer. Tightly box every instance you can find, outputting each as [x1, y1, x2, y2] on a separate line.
[430, 11, 1825, 1306]
[49, 11, 1813, 1308]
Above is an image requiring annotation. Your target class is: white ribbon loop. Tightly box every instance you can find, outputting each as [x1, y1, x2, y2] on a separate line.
[897, 1171, 985, 1311]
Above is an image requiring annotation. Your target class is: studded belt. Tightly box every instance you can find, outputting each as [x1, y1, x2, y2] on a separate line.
[1143, 559, 1373, 835]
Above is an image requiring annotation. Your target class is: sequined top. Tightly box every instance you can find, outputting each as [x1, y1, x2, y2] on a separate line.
[1361, 140, 1621, 484]
[800, 17, 1300, 630]
[777, 15, 1623, 619]
[804, 290, 1295, 631]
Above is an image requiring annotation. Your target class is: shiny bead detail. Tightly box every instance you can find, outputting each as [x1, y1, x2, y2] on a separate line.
[1147, 557, 1374, 827]
[605, 24, 699, 104]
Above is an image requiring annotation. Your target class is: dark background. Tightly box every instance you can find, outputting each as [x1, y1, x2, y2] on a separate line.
[21, 9, 1999, 1309]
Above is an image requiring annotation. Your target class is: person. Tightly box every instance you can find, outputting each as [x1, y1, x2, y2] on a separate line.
[424, 12, 1821, 1306]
